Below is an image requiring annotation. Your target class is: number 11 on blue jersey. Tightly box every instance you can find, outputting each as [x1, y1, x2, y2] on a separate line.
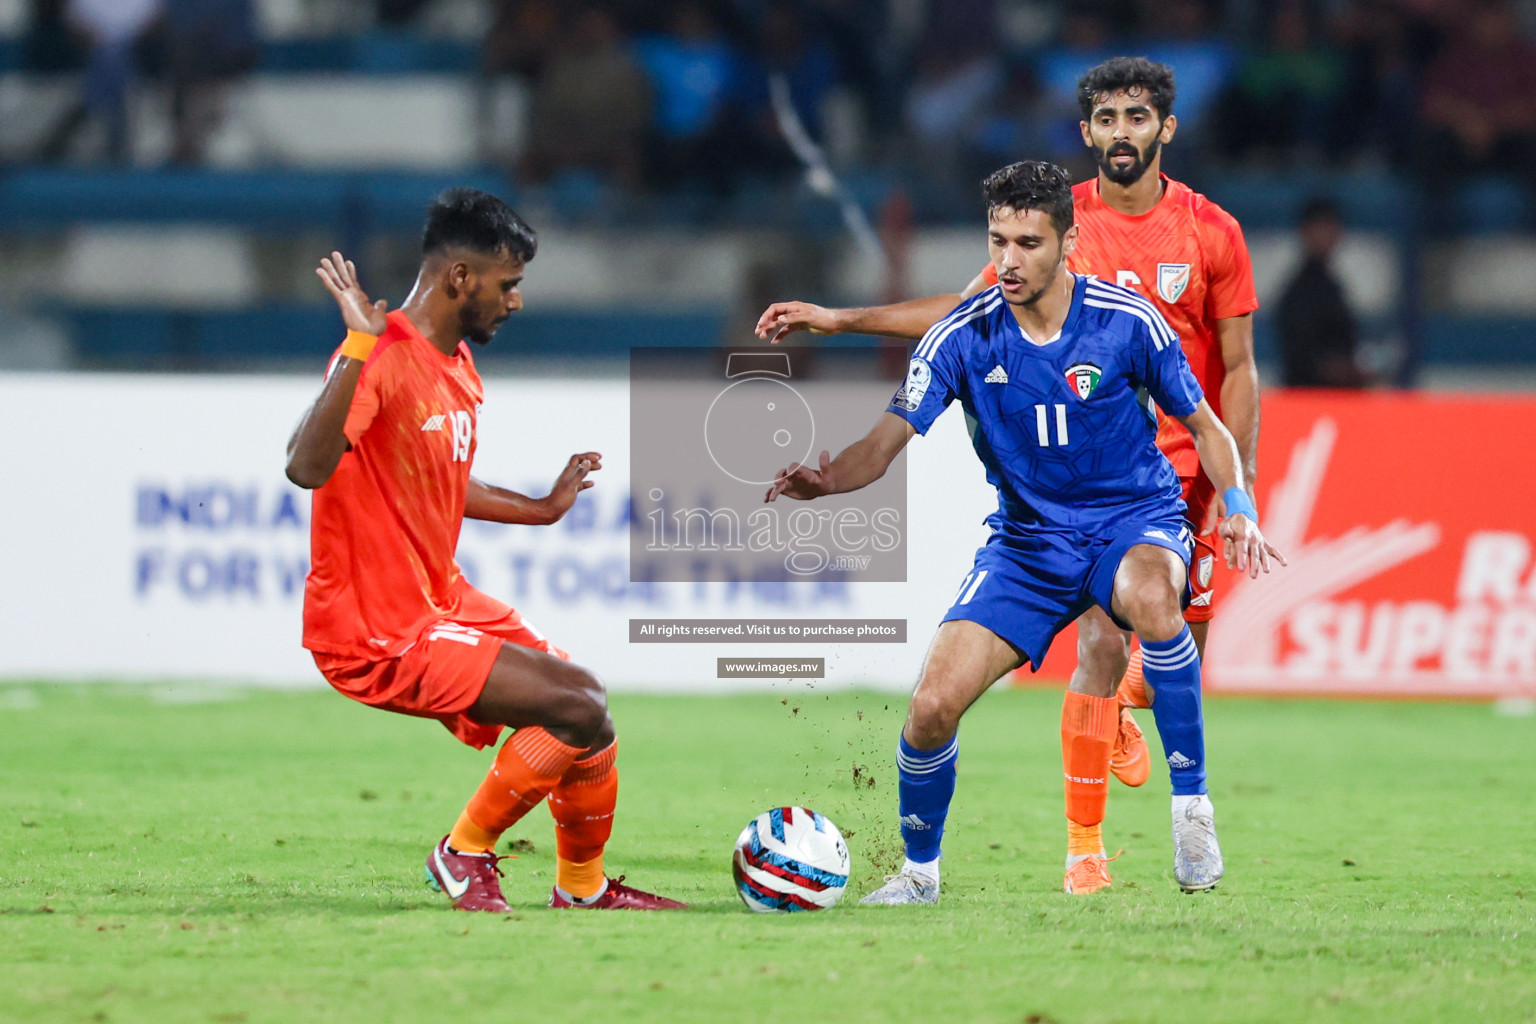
[1035, 404, 1069, 446]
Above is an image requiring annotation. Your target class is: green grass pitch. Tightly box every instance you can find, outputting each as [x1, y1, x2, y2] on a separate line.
[2, 682, 1533, 1024]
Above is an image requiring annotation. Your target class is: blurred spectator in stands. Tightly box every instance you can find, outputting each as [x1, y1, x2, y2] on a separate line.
[377, 0, 435, 26]
[144, 0, 258, 165]
[522, 5, 652, 191]
[632, 1, 743, 193]
[1216, 1, 1347, 165]
[966, 59, 1085, 183]
[484, 0, 566, 81]
[1331, 0, 1427, 167]
[21, 0, 85, 72]
[903, 0, 1001, 189]
[1277, 198, 1369, 388]
[809, 0, 891, 139]
[1034, 5, 1114, 160]
[1416, 0, 1536, 194]
[905, 49, 1000, 148]
[734, 0, 841, 181]
[39, 0, 161, 162]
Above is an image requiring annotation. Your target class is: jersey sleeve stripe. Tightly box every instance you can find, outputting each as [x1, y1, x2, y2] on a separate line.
[916, 290, 999, 360]
[916, 290, 1003, 360]
[1082, 279, 1174, 322]
[1082, 296, 1177, 351]
[1082, 296, 1176, 351]
[1083, 281, 1179, 349]
[1083, 278, 1175, 325]
[914, 297, 980, 360]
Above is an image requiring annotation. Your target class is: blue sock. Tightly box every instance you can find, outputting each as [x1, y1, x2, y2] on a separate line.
[896, 733, 958, 863]
[1143, 626, 1208, 796]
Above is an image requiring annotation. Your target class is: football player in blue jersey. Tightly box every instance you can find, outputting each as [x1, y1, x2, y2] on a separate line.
[766, 161, 1284, 900]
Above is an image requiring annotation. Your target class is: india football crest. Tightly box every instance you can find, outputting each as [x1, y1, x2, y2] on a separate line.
[1064, 362, 1102, 400]
[1157, 263, 1192, 303]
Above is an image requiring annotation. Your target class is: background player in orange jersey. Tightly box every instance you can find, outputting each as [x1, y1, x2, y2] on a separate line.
[754, 57, 1259, 894]
[286, 188, 683, 913]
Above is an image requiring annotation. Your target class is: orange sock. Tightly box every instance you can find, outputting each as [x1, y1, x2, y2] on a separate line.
[450, 726, 584, 853]
[1061, 691, 1118, 840]
[1117, 647, 1150, 709]
[1068, 821, 1103, 858]
[447, 811, 499, 854]
[549, 740, 619, 900]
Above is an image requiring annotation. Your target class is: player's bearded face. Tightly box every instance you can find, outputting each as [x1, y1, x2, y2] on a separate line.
[1083, 89, 1168, 186]
[460, 286, 503, 346]
[457, 254, 525, 346]
[1093, 134, 1160, 186]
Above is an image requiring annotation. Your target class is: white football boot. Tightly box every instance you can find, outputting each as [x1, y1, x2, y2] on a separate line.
[859, 870, 940, 906]
[1171, 793, 1224, 892]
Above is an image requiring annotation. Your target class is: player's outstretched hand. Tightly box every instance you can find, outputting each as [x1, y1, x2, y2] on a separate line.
[543, 452, 602, 521]
[765, 450, 833, 503]
[754, 301, 840, 344]
[1217, 514, 1288, 579]
[316, 251, 389, 336]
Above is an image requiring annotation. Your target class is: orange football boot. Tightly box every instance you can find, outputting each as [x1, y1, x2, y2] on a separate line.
[1063, 854, 1114, 894]
[1110, 708, 1151, 787]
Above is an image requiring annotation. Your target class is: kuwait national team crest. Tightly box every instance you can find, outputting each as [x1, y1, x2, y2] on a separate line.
[1065, 362, 1102, 399]
[1158, 263, 1192, 302]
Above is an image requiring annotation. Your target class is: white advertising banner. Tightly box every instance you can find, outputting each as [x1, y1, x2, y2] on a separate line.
[0, 374, 998, 691]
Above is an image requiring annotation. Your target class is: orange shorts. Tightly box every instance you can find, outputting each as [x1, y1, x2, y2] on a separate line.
[1182, 474, 1220, 624]
[313, 590, 569, 750]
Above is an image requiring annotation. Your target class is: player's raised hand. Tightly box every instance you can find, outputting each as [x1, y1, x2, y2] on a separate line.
[316, 251, 389, 335]
[765, 449, 833, 503]
[542, 452, 602, 520]
[754, 301, 840, 344]
[1217, 514, 1288, 579]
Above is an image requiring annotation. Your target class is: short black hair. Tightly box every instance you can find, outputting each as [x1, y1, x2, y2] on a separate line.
[422, 187, 537, 263]
[981, 161, 1075, 237]
[1077, 56, 1176, 122]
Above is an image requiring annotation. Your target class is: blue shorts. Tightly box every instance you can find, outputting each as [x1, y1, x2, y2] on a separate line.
[942, 517, 1195, 671]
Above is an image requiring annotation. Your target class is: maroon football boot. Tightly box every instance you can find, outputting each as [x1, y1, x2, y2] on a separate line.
[548, 875, 687, 910]
[424, 836, 512, 912]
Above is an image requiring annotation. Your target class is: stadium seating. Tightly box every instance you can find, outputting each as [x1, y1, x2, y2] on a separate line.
[0, 5, 1532, 372]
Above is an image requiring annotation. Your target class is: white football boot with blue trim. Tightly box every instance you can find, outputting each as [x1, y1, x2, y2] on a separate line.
[1171, 793, 1224, 892]
[859, 870, 940, 906]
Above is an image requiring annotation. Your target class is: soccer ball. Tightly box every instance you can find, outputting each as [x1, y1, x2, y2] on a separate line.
[732, 806, 850, 912]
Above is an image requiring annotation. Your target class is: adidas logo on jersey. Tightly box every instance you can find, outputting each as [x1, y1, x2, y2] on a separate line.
[984, 365, 1008, 384]
[899, 813, 931, 830]
[421, 414, 446, 432]
[1167, 751, 1197, 770]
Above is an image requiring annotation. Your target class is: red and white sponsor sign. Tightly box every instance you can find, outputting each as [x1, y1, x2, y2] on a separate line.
[1034, 391, 1536, 699]
[1209, 391, 1536, 697]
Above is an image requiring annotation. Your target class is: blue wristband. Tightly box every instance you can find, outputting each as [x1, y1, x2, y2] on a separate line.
[1224, 487, 1257, 525]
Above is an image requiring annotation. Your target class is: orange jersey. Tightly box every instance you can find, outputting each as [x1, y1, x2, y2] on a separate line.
[303, 310, 487, 660]
[983, 175, 1257, 478]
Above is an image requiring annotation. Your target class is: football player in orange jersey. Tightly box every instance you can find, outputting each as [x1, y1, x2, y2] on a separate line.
[286, 188, 683, 912]
[754, 57, 1260, 894]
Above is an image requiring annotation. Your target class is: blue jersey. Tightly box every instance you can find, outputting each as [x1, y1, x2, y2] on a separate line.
[889, 274, 1204, 532]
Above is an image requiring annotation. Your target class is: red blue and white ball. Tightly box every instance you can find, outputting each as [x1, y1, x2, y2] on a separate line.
[732, 806, 850, 912]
